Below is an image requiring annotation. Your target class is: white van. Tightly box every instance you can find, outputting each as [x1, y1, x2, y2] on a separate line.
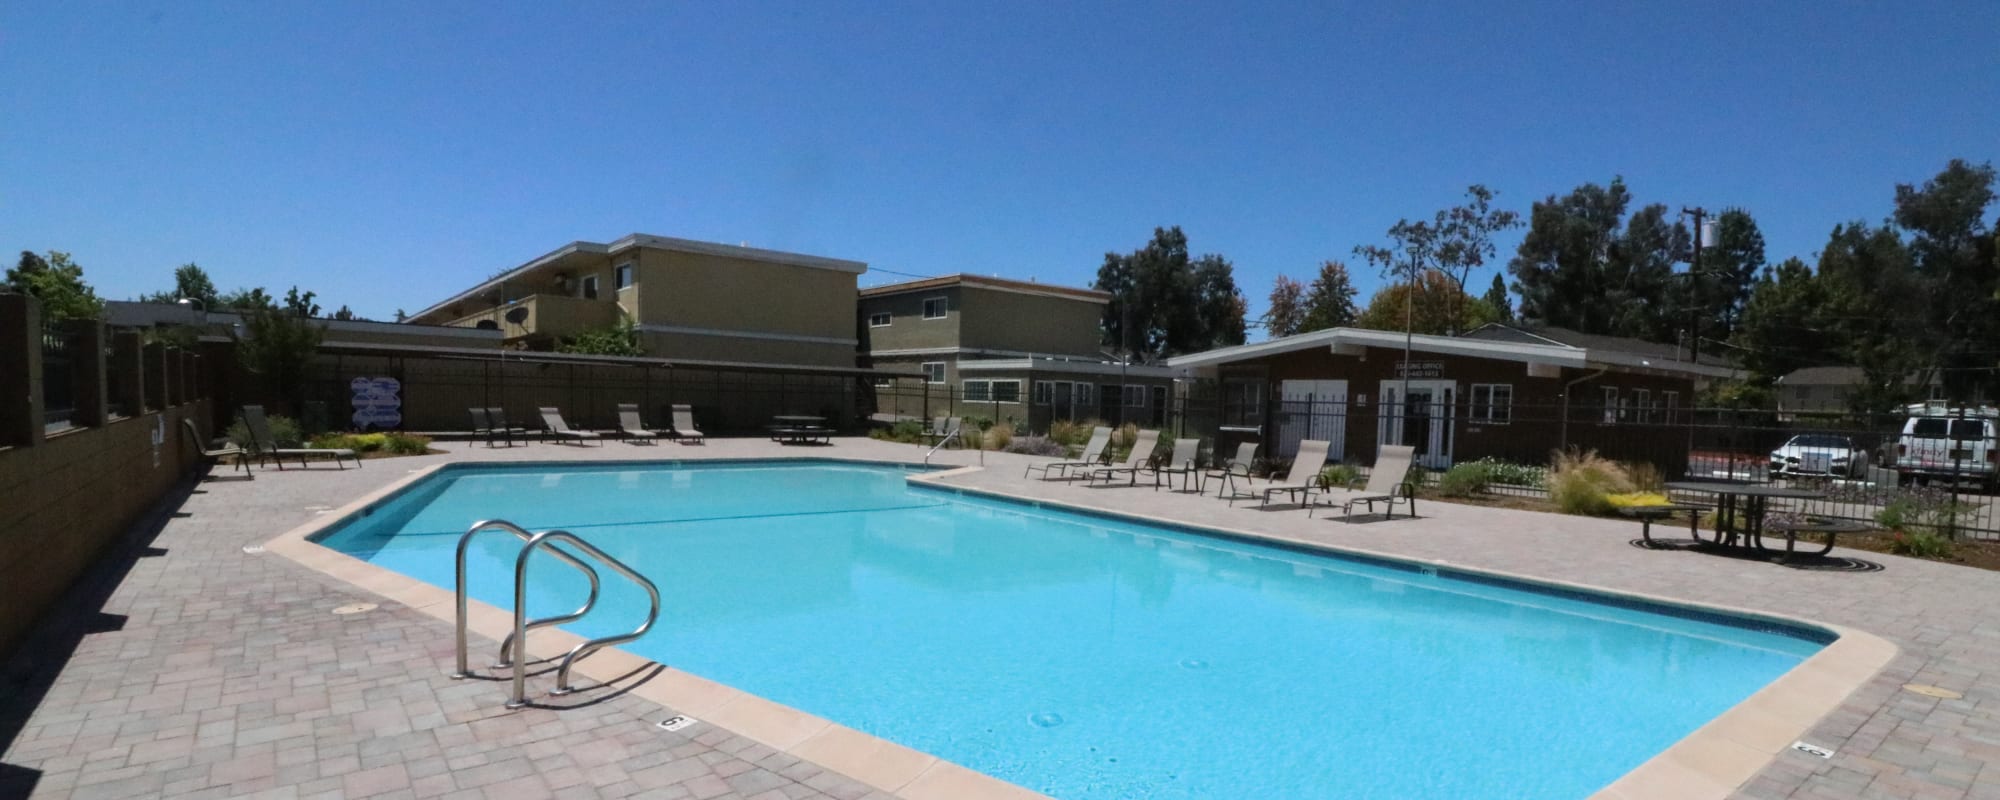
[1894, 410, 1999, 489]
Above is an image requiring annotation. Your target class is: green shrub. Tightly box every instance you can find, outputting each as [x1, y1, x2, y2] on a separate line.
[1437, 461, 1493, 497]
[306, 431, 433, 456]
[384, 432, 432, 455]
[227, 413, 303, 449]
[1317, 464, 1360, 489]
[1548, 448, 1634, 516]
[1888, 529, 1954, 559]
[1470, 457, 1546, 488]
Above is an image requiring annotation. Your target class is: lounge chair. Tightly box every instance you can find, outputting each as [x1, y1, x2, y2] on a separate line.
[1248, 439, 1329, 508]
[181, 418, 251, 478]
[537, 407, 603, 446]
[1081, 430, 1161, 486]
[468, 408, 499, 447]
[670, 404, 705, 444]
[1023, 426, 1112, 480]
[921, 416, 961, 448]
[1309, 445, 1419, 519]
[617, 403, 667, 444]
[1205, 441, 1259, 500]
[485, 408, 529, 446]
[1144, 438, 1204, 492]
[240, 405, 359, 469]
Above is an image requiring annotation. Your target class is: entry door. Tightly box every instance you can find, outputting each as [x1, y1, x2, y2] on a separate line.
[1051, 381, 1073, 421]
[1378, 380, 1457, 469]
[1277, 380, 1348, 459]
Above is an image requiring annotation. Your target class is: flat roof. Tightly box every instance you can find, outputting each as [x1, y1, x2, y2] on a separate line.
[408, 234, 869, 323]
[1166, 326, 1738, 380]
[859, 273, 1110, 303]
[312, 340, 917, 378]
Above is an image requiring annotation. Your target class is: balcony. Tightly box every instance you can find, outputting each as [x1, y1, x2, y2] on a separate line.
[446, 294, 623, 344]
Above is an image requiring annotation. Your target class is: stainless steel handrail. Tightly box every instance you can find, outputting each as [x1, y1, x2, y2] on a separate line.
[508, 529, 662, 708]
[453, 519, 602, 679]
[923, 424, 963, 466]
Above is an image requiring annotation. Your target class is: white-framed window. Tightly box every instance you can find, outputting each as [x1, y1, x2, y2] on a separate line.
[1601, 386, 1619, 424]
[873, 376, 893, 388]
[964, 379, 1022, 403]
[581, 275, 600, 300]
[1222, 378, 1263, 427]
[868, 312, 892, 327]
[1470, 383, 1512, 423]
[1634, 388, 1653, 423]
[922, 296, 949, 320]
[921, 362, 946, 384]
[1663, 391, 1679, 425]
[614, 263, 634, 290]
[1033, 381, 1055, 405]
[1123, 384, 1147, 406]
[1074, 383, 1094, 406]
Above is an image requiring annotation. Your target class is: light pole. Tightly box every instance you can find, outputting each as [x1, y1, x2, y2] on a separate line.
[1680, 207, 1711, 363]
[176, 297, 206, 325]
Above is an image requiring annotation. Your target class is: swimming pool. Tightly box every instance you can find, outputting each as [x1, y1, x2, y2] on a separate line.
[313, 460, 1830, 799]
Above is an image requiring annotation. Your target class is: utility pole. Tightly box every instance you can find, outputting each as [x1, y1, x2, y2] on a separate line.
[1681, 206, 1708, 363]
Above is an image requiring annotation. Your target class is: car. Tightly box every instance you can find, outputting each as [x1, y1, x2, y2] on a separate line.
[1768, 433, 1871, 478]
[1894, 411, 1999, 490]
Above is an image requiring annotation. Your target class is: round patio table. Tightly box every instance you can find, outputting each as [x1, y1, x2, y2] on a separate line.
[1663, 480, 1827, 554]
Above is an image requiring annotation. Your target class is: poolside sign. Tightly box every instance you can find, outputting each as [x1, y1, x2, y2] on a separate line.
[350, 377, 402, 430]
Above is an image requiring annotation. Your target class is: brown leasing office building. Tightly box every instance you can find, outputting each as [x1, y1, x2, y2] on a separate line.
[1166, 323, 1737, 473]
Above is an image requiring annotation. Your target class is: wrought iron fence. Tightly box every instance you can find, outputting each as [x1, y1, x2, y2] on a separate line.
[40, 323, 76, 432]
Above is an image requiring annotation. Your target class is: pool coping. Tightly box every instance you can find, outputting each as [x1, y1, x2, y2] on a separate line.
[262, 457, 1897, 800]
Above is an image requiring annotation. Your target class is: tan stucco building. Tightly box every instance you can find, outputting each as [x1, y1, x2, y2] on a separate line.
[858, 274, 1176, 429]
[406, 234, 868, 368]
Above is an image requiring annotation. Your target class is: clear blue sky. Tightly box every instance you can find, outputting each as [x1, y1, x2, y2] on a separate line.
[5, 2, 1996, 330]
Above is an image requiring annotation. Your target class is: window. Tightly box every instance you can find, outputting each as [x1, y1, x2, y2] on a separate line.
[1470, 384, 1512, 424]
[1634, 389, 1653, 423]
[1150, 385, 1167, 412]
[581, 275, 600, 300]
[868, 312, 892, 327]
[1663, 391, 1679, 424]
[614, 262, 633, 290]
[922, 296, 948, 320]
[921, 362, 946, 384]
[873, 376, 893, 388]
[1601, 387, 1619, 424]
[964, 379, 1021, 403]
[1074, 383, 1094, 406]
[1123, 384, 1147, 406]
[1221, 378, 1264, 427]
[1033, 381, 1054, 405]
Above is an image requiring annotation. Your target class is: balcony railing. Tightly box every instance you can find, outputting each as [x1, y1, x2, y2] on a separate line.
[446, 294, 622, 341]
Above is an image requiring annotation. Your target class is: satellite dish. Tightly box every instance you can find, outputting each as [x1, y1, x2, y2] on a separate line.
[504, 307, 530, 325]
[475, 320, 500, 330]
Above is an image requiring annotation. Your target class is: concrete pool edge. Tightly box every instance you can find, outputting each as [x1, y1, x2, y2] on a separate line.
[260, 457, 1050, 800]
[907, 469, 1901, 800]
[259, 455, 1897, 800]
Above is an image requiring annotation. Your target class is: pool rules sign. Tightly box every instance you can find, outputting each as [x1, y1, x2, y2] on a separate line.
[350, 376, 402, 430]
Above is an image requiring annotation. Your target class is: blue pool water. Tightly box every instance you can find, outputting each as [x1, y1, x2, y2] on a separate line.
[315, 460, 1828, 799]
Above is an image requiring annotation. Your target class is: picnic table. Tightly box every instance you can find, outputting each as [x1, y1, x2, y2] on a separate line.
[768, 415, 831, 445]
[1662, 479, 1838, 560]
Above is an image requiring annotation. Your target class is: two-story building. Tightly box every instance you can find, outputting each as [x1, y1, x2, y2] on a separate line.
[857, 274, 1176, 430]
[405, 234, 867, 367]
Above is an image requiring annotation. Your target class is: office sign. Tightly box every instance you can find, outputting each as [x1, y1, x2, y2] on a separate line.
[1395, 360, 1444, 379]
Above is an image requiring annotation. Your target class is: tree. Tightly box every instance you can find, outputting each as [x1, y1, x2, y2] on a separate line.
[332, 305, 361, 321]
[218, 287, 276, 312]
[1263, 276, 1306, 338]
[1733, 257, 1831, 384]
[1189, 254, 1247, 349]
[1692, 209, 1765, 337]
[559, 317, 644, 356]
[233, 305, 325, 415]
[1094, 227, 1206, 360]
[1355, 185, 1520, 335]
[1508, 177, 1690, 341]
[282, 286, 321, 317]
[1818, 222, 1924, 413]
[142, 263, 220, 306]
[1893, 159, 1998, 402]
[1352, 270, 1499, 335]
[1299, 260, 1359, 333]
[5, 250, 104, 320]
[1481, 274, 1513, 322]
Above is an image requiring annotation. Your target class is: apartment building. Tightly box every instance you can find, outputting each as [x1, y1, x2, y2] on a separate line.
[858, 274, 1176, 429]
[405, 234, 867, 368]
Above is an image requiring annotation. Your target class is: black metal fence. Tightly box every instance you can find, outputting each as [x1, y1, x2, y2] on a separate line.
[40, 323, 75, 432]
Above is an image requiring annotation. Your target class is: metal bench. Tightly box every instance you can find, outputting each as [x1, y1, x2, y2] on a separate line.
[1616, 503, 1711, 544]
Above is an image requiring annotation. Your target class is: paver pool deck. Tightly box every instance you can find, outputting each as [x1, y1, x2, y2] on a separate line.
[3, 437, 1998, 799]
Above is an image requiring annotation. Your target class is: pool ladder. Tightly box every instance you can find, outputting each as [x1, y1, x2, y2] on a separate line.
[451, 519, 661, 709]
